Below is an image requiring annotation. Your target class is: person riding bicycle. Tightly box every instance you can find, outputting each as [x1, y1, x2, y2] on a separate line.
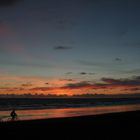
[10, 109, 17, 121]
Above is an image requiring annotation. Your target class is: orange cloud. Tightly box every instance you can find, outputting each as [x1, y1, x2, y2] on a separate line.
[1, 75, 140, 95]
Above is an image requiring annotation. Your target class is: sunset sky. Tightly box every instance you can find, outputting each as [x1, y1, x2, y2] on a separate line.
[0, 0, 140, 95]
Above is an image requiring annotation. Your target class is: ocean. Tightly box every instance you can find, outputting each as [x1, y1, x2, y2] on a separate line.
[0, 98, 140, 121]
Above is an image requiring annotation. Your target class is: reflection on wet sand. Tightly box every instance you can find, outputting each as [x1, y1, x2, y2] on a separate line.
[1, 104, 140, 122]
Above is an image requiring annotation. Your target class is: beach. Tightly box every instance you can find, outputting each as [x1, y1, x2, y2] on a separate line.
[1, 110, 140, 139]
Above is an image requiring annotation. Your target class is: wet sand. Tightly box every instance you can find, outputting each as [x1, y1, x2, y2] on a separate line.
[0, 110, 140, 139]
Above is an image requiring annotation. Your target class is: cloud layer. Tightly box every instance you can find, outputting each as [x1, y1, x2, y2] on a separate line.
[101, 76, 140, 86]
[53, 46, 73, 50]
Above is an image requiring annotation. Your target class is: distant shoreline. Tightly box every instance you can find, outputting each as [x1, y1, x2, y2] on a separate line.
[1, 93, 140, 98]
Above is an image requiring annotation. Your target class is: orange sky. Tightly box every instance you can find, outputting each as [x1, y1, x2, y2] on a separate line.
[0, 74, 140, 95]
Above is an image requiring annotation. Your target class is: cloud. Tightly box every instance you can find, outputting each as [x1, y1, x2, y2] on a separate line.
[45, 83, 49, 85]
[130, 88, 140, 91]
[63, 81, 93, 89]
[115, 58, 122, 62]
[2, 73, 140, 94]
[30, 80, 108, 92]
[21, 83, 33, 87]
[31, 87, 55, 91]
[79, 72, 95, 75]
[59, 79, 76, 82]
[62, 76, 140, 90]
[0, 0, 19, 6]
[65, 72, 95, 75]
[53, 46, 73, 50]
[80, 72, 87, 75]
[101, 76, 140, 86]
[61, 81, 111, 90]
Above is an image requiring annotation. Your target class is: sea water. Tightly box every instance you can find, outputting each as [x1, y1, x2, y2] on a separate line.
[0, 98, 140, 121]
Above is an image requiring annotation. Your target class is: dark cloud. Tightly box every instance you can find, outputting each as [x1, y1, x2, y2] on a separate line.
[134, 76, 140, 80]
[65, 71, 95, 75]
[30, 76, 140, 92]
[121, 88, 129, 91]
[31, 87, 50, 91]
[63, 81, 111, 90]
[21, 83, 32, 87]
[130, 88, 140, 91]
[62, 76, 140, 90]
[80, 72, 87, 75]
[53, 46, 73, 50]
[101, 76, 140, 86]
[79, 72, 95, 75]
[0, 0, 19, 6]
[64, 81, 92, 89]
[59, 79, 75, 82]
[115, 58, 122, 62]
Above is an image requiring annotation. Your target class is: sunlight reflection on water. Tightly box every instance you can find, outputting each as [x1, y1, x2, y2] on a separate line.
[1, 104, 140, 122]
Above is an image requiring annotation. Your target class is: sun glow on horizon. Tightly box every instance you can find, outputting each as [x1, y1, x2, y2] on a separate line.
[0, 74, 140, 96]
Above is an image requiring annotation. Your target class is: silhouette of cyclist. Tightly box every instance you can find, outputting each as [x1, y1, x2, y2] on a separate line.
[10, 109, 17, 121]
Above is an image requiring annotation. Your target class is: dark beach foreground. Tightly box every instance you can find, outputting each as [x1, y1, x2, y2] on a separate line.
[1, 111, 140, 140]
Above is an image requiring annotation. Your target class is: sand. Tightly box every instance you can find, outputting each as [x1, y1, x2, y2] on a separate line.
[0, 110, 140, 139]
